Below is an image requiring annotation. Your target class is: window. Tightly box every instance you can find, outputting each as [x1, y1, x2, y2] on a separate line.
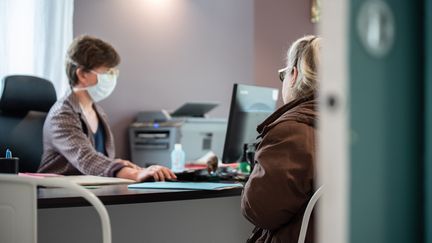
[0, 0, 74, 99]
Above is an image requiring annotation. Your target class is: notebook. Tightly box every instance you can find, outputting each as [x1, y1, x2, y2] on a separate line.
[62, 175, 135, 186]
[19, 173, 135, 186]
[128, 181, 243, 190]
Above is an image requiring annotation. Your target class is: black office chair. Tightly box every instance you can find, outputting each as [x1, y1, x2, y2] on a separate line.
[0, 75, 57, 172]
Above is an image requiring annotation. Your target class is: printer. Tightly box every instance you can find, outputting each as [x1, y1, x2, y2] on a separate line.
[129, 102, 227, 168]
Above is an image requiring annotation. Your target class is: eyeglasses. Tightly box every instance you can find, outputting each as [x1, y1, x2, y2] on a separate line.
[91, 68, 119, 76]
[278, 67, 289, 82]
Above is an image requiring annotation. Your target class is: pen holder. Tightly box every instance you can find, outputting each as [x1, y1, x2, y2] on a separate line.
[0, 157, 19, 174]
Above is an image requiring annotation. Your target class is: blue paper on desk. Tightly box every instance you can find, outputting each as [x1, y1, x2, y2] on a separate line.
[128, 181, 243, 190]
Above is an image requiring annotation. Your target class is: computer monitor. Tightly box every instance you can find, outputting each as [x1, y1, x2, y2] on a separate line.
[222, 83, 278, 163]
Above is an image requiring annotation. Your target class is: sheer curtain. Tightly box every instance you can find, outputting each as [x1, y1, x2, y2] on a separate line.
[0, 0, 74, 99]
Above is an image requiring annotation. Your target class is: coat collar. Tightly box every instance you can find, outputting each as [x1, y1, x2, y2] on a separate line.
[66, 92, 109, 120]
[257, 95, 317, 135]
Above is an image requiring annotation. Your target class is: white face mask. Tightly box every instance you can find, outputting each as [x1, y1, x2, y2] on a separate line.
[87, 69, 119, 102]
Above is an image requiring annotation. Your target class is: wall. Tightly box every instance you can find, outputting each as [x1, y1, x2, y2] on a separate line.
[254, 0, 315, 105]
[74, 0, 315, 159]
[318, 0, 349, 242]
[74, 0, 254, 159]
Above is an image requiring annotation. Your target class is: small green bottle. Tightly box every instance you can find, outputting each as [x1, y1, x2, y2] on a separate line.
[238, 161, 251, 174]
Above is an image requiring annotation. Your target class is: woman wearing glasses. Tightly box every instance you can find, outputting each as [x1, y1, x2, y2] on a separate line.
[38, 35, 176, 182]
[241, 35, 320, 243]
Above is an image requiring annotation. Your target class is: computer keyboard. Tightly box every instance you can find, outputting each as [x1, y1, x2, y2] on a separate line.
[174, 168, 248, 182]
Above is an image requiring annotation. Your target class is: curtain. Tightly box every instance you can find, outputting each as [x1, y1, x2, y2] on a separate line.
[0, 0, 74, 99]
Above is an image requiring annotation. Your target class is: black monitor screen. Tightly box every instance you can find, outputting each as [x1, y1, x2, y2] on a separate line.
[222, 83, 278, 163]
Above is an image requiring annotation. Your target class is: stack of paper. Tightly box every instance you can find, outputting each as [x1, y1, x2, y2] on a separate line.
[128, 181, 243, 190]
[19, 173, 135, 186]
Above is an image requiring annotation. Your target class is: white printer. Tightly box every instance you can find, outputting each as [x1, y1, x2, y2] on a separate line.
[128, 103, 227, 168]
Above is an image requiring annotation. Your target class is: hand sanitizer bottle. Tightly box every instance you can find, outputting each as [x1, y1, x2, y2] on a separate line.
[171, 143, 185, 172]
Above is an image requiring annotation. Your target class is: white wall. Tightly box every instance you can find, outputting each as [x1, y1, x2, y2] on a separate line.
[318, 0, 349, 242]
[74, 0, 254, 159]
[74, 0, 316, 160]
[254, 0, 315, 105]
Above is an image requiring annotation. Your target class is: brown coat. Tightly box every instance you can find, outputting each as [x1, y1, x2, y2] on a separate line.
[241, 96, 317, 243]
[38, 93, 125, 176]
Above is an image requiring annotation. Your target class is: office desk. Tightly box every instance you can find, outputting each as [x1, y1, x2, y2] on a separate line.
[38, 185, 253, 243]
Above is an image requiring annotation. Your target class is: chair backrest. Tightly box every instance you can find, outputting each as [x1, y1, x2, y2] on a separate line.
[297, 185, 324, 243]
[0, 75, 56, 172]
[0, 174, 111, 243]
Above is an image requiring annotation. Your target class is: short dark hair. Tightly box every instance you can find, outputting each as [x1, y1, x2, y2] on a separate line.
[66, 35, 120, 87]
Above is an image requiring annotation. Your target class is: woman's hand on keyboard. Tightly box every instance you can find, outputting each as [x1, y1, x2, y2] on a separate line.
[136, 165, 177, 182]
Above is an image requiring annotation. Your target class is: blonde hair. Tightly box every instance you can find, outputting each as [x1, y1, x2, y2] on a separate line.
[285, 35, 321, 99]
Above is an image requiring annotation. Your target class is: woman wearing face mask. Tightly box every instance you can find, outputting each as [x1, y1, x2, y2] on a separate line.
[38, 35, 176, 182]
[241, 35, 320, 243]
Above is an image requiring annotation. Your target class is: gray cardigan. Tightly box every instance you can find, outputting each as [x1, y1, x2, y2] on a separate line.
[38, 92, 125, 177]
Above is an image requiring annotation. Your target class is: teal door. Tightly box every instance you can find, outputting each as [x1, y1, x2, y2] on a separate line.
[425, 0, 432, 242]
[349, 0, 425, 242]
